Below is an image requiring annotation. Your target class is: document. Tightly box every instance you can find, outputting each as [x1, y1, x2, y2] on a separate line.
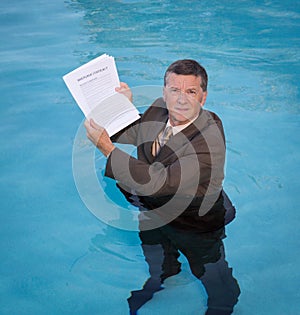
[63, 54, 140, 136]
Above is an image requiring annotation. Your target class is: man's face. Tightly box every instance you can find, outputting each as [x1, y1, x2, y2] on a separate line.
[163, 73, 207, 126]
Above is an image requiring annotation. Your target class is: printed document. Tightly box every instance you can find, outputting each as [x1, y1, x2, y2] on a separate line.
[63, 54, 140, 136]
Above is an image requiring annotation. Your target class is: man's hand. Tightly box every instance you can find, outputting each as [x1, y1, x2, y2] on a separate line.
[115, 82, 133, 103]
[84, 119, 115, 157]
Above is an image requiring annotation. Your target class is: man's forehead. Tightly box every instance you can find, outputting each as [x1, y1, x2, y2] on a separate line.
[166, 73, 201, 87]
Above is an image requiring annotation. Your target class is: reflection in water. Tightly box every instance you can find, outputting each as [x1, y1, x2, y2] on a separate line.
[126, 194, 240, 315]
[87, 187, 240, 314]
[90, 216, 240, 315]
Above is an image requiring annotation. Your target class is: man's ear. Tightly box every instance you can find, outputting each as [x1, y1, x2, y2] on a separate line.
[200, 91, 208, 107]
[163, 87, 166, 102]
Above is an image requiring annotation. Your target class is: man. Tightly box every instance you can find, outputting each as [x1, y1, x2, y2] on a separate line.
[85, 60, 240, 315]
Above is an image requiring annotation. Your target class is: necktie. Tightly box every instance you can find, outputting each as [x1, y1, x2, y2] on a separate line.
[159, 126, 173, 147]
[152, 126, 173, 156]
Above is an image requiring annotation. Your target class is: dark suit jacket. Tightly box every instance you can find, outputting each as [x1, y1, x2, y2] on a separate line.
[105, 98, 234, 232]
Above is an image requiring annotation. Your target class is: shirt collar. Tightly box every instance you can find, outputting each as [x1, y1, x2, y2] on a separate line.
[166, 115, 198, 135]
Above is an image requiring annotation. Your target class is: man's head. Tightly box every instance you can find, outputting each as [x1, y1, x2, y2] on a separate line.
[164, 59, 208, 92]
[163, 59, 208, 126]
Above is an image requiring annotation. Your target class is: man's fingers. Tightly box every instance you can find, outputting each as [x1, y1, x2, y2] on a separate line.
[115, 82, 133, 102]
[89, 118, 102, 130]
[84, 119, 90, 129]
[84, 118, 106, 145]
[84, 119, 103, 134]
[116, 82, 129, 91]
[83, 118, 115, 156]
[120, 82, 129, 90]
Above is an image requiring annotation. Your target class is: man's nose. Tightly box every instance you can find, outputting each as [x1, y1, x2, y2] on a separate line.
[177, 91, 188, 103]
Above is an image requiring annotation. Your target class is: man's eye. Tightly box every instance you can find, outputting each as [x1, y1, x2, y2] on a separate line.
[187, 90, 197, 95]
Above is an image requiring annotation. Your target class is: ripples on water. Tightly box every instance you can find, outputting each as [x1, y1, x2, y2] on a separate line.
[67, 0, 299, 113]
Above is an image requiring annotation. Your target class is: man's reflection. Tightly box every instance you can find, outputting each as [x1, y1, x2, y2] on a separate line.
[127, 191, 240, 315]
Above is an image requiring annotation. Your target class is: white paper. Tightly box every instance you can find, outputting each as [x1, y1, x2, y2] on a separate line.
[63, 54, 140, 136]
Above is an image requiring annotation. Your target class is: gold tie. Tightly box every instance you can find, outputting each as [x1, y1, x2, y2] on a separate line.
[152, 126, 173, 156]
[159, 126, 173, 146]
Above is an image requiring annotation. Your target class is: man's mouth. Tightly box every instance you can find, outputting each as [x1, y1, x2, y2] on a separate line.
[174, 107, 189, 113]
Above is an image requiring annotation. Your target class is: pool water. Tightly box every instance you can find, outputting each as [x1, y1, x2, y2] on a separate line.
[0, 0, 299, 314]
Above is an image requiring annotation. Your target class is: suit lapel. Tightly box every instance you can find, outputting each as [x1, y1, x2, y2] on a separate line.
[155, 109, 207, 162]
[139, 99, 209, 164]
[141, 108, 168, 163]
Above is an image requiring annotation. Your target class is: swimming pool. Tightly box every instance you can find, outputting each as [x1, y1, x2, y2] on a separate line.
[0, 0, 299, 314]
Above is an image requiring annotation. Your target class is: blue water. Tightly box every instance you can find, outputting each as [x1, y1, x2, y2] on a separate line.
[0, 0, 299, 314]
